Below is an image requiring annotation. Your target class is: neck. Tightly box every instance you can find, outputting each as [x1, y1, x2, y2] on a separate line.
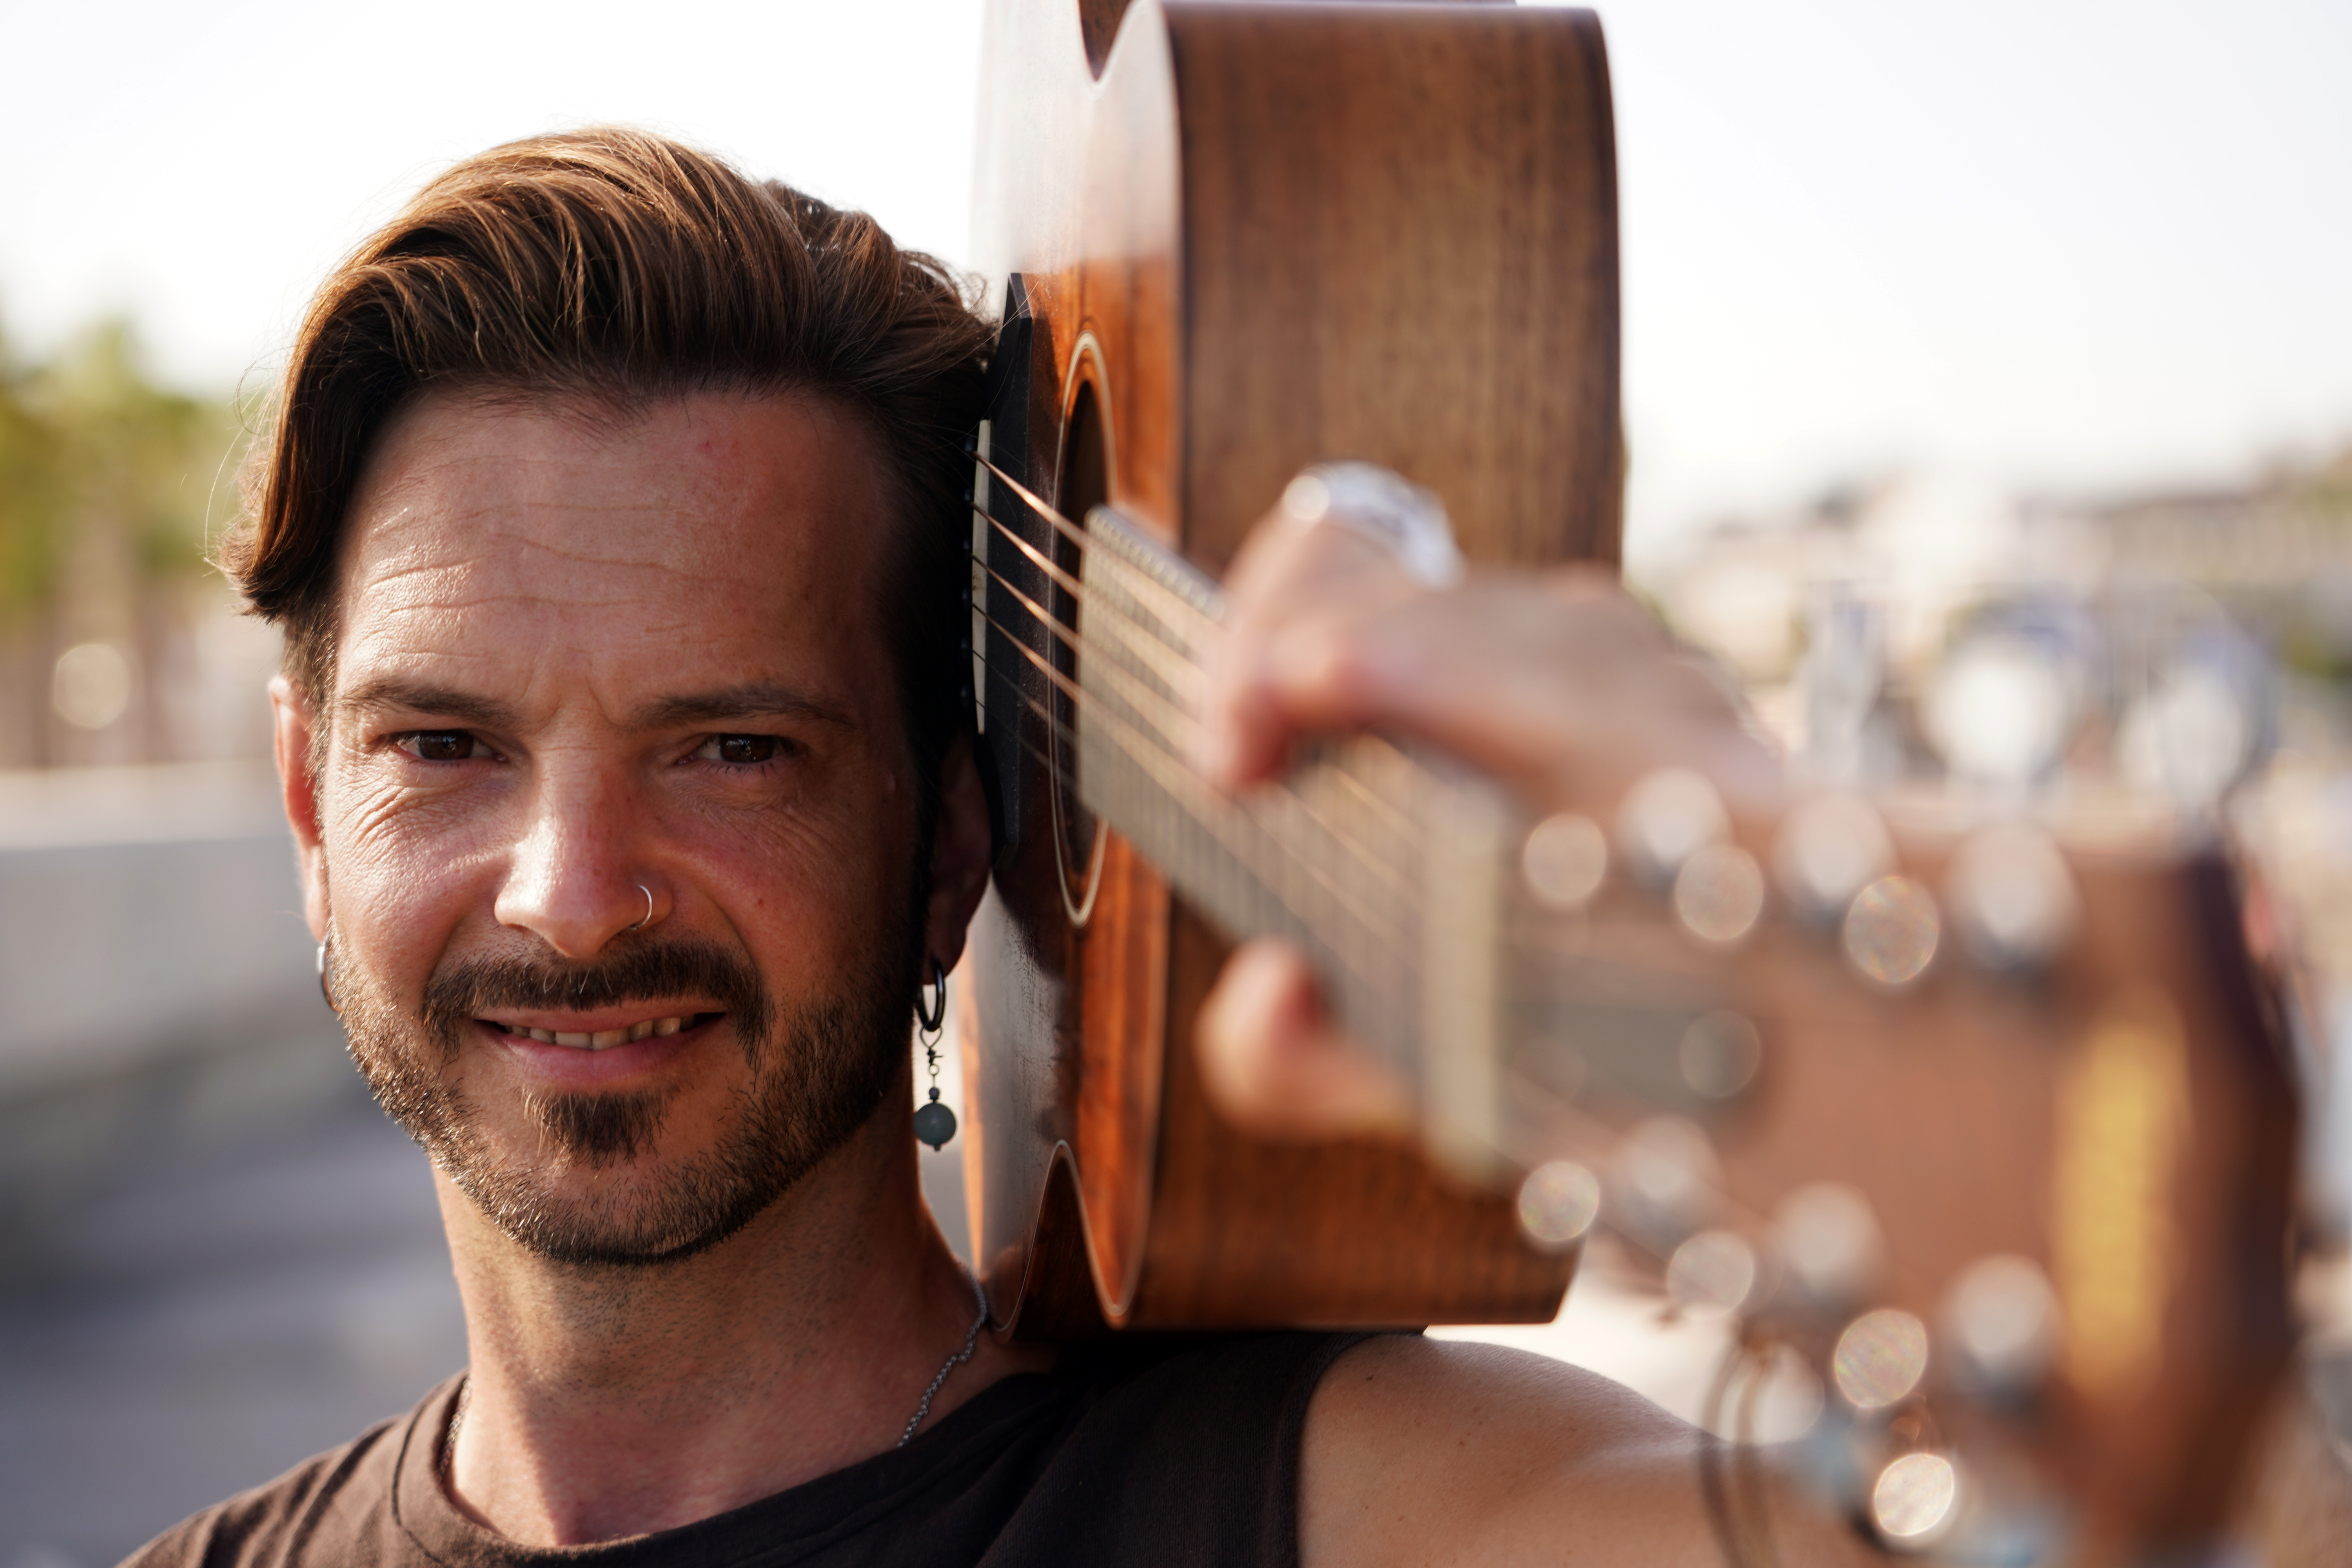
[437, 1093, 1040, 1545]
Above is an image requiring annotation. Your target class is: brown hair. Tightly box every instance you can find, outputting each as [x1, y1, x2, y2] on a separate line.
[223, 127, 990, 813]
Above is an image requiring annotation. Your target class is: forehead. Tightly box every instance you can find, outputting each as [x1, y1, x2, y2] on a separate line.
[332, 388, 899, 711]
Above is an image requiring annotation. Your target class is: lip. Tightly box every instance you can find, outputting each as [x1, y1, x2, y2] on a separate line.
[479, 1011, 725, 1087]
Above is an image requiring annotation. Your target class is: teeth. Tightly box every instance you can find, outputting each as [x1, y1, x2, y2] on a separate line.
[510, 1016, 691, 1047]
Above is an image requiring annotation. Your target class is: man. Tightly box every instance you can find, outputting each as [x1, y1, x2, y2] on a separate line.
[126, 126, 1880, 1565]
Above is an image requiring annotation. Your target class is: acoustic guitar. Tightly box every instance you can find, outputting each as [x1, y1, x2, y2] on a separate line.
[957, 2, 2298, 1562]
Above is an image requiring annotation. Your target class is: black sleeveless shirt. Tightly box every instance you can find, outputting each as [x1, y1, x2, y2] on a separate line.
[124, 1332, 1374, 1567]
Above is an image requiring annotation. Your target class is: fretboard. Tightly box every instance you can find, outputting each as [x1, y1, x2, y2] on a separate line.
[1074, 506, 1518, 1174]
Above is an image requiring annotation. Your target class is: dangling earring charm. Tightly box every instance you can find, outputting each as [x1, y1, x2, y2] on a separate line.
[913, 960, 956, 1151]
[316, 939, 341, 1014]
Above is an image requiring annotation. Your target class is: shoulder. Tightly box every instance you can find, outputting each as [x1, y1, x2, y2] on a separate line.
[1298, 1337, 1880, 1568]
[119, 1406, 418, 1568]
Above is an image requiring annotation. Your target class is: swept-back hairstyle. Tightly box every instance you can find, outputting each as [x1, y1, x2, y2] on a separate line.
[222, 127, 991, 813]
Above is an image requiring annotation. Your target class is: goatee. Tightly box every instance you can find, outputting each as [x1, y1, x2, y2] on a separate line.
[338, 930, 914, 1267]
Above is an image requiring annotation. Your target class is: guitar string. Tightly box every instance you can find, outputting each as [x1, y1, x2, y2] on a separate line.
[968, 489, 1620, 975]
[967, 495, 1426, 904]
[975, 454, 1219, 640]
[968, 620, 1421, 987]
[967, 526, 1437, 958]
[974, 503, 1656, 982]
[967, 477, 1422, 901]
[969, 588, 1424, 970]
[967, 495, 1427, 916]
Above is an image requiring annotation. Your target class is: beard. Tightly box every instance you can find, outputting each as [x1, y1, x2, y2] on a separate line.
[336, 917, 918, 1269]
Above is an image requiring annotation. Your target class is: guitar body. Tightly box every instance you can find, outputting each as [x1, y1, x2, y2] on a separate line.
[962, 0, 1621, 1334]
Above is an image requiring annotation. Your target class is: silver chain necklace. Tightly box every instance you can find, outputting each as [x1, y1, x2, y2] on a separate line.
[898, 1271, 990, 1448]
[440, 1271, 991, 1472]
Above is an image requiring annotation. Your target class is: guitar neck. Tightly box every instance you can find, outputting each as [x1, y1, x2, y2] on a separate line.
[1072, 505, 1523, 1174]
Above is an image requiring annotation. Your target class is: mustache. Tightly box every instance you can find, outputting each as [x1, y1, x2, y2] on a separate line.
[418, 936, 774, 1058]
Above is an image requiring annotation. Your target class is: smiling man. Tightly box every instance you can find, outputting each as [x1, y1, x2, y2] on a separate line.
[124, 129, 1884, 1567]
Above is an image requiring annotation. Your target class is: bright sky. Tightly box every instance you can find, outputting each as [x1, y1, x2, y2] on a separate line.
[2, 0, 2346, 555]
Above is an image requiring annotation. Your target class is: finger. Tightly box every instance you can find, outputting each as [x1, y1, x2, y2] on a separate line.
[1199, 518, 1418, 788]
[1194, 938, 1417, 1143]
[1251, 581, 1673, 781]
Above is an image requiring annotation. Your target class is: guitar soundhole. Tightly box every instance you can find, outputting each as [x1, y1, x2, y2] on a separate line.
[1051, 381, 1109, 926]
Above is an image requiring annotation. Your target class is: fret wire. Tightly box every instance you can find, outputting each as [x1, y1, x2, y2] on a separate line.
[969, 614, 1418, 946]
[1082, 544, 1212, 677]
[974, 506, 1209, 679]
[978, 557, 1205, 712]
[977, 541, 1424, 906]
[966, 463, 1519, 1040]
[971, 635, 1421, 978]
[1272, 755, 1421, 908]
[968, 676, 1397, 996]
[969, 471, 1217, 640]
[969, 630, 1421, 980]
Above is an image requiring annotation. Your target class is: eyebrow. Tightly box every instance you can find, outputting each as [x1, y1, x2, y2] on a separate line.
[339, 678, 518, 731]
[631, 682, 857, 732]
[336, 676, 856, 735]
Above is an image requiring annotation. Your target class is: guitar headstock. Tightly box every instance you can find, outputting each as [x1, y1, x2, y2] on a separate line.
[1434, 595, 2304, 1562]
[1481, 777, 2296, 1561]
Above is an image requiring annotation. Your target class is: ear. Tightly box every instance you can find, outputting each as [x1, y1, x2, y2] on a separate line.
[922, 731, 995, 972]
[270, 673, 331, 941]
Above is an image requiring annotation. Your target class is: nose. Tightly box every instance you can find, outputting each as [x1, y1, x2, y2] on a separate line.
[493, 764, 667, 959]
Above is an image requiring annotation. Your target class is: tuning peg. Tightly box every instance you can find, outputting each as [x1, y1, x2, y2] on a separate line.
[1773, 1182, 1885, 1311]
[1842, 875, 1942, 987]
[1514, 1160, 1601, 1252]
[1774, 791, 1895, 924]
[1616, 768, 1730, 889]
[1941, 1253, 2060, 1398]
[1609, 1116, 1721, 1247]
[1870, 1451, 1964, 1550]
[1521, 810, 1609, 910]
[1948, 825, 2079, 973]
[1672, 843, 1766, 946]
[1832, 1307, 1931, 1411]
[1665, 1229, 1759, 1316]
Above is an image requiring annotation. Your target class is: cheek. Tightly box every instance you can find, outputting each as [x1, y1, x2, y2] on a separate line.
[319, 772, 507, 988]
[690, 767, 919, 971]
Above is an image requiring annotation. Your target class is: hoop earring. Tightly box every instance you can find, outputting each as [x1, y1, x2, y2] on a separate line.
[316, 939, 341, 1014]
[913, 960, 956, 1151]
[915, 960, 947, 1037]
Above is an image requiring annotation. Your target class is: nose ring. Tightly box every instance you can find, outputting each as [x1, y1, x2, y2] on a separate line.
[629, 884, 655, 933]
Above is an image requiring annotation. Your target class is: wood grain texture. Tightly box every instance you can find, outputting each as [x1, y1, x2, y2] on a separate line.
[967, 0, 1617, 1336]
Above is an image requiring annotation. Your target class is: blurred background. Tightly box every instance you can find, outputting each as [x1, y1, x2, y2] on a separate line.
[1, 0, 2347, 1559]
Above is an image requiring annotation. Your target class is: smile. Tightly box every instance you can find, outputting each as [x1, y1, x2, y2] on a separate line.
[491, 1013, 719, 1049]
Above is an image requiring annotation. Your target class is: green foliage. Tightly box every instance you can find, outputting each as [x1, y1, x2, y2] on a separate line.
[0, 319, 247, 623]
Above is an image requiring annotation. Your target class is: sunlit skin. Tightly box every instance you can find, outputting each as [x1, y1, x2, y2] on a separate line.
[271, 388, 1030, 1544]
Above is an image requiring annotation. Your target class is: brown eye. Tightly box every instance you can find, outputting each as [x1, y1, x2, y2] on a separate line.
[408, 731, 476, 762]
[713, 734, 780, 764]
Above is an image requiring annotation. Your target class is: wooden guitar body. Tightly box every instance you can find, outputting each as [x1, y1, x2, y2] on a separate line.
[961, 0, 1622, 1334]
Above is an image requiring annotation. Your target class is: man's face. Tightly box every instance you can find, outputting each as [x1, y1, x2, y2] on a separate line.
[281, 387, 933, 1265]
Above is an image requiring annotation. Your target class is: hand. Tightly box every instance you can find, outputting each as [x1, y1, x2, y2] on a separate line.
[1192, 485, 1780, 1144]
